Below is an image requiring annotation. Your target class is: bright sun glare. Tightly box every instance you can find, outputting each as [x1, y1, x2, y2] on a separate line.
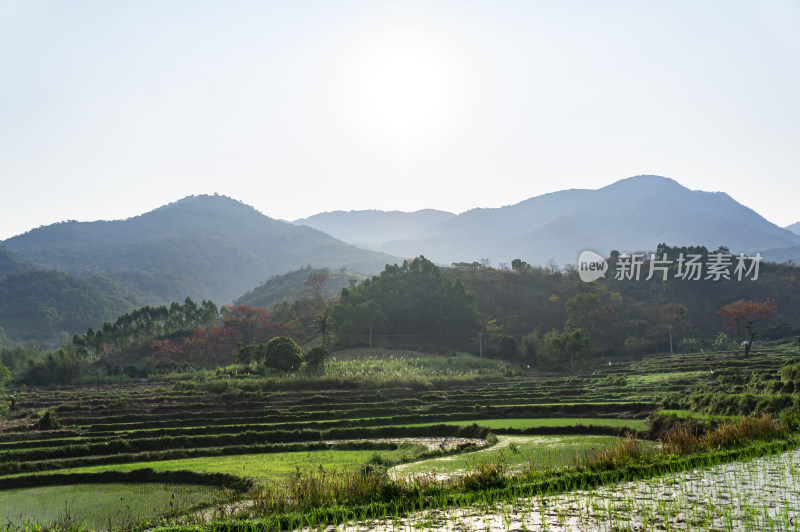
[330, 24, 470, 148]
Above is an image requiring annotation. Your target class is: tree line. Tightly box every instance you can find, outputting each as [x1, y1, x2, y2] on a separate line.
[2, 248, 798, 389]
[444, 244, 796, 370]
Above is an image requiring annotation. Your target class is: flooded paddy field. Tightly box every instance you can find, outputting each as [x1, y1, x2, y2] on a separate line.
[319, 448, 800, 531]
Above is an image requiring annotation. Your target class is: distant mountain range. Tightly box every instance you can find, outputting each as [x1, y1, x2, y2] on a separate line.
[760, 245, 800, 265]
[1, 195, 399, 308]
[295, 175, 800, 267]
[3, 177, 799, 344]
[294, 209, 455, 248]
[760, 223, 800, 265]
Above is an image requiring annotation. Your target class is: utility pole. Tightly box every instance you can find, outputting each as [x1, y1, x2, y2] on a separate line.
[369, 325, 372, 349]
[478, 333, 483, 358]
[669, 324, 673, 355]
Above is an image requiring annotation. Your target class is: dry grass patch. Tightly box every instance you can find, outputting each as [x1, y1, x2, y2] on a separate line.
[661, 413, 786, 455]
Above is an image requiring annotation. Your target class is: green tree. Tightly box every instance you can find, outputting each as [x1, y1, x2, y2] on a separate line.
[546, 329, 589, 372]
[45, 344, 85, 385]
[511, 258, 530, 273]
[235, 342, 267, 365]
[679, 336, 699, 353]
[659, 303, 690, 353]
[0, 364, 10, 394]
[72, 333, 87, 348]
[200, 299, 220, 329]
[623, 336, 652, 356]
[522, 331, 549, 367]
[265, 336, 303, 371]
[564, 292, 617, 348]
[312, 309, 335, 349]
[24, 359, 50, 386]
[305, 346, 330, 369]
[497, 335, 518, 360]
[333, 256, 480, 349]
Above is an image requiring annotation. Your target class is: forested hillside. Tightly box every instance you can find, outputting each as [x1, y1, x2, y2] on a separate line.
[235, 266, 368, 309]
[444, 246, 800, 366]
[333, 257, 481, 350]
[0, 247, 37, 281]
[1, 195, 399, 305]
[0, 269, 136, 343]
[3, 251, 799, 384]
[4, 183, 798, 347]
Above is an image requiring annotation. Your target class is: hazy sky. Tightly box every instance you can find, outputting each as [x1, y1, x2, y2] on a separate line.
[1, 1, 799, 240]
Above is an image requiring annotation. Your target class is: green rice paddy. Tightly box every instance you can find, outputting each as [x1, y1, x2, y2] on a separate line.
[393, 435, 655, 477]
[0, 483, 222, 529]
[21, 447, 424, 484]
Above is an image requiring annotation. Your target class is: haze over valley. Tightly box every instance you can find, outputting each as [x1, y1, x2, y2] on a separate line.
[3, 3, 800, 530]
[2, 175, 799, 344]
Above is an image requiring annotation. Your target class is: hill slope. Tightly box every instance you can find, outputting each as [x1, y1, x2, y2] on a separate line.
[293, 209, 455, 248]
[1, 195, 400, 305]
[0, 247, 138, 343]
[0, 247, 37, 281]
[234, 266, 369, 309]
[0, 269, 136, 343]
[786, 222, 800, 235]
[761, 245, 800, 265]
[365, 176, 800, 266]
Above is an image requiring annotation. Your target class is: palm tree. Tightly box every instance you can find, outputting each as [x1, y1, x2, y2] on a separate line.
[312, 309, 335, 349]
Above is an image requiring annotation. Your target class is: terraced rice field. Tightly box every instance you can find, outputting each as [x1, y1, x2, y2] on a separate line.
[21, 448, 425, 484]
[403, 418, 648, 431]
[1, 344, 797, 528]
[392, 435, 657, 479]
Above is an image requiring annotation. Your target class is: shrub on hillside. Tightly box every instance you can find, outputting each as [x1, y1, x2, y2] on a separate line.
[305, 346, 330, 369]
[781, 361, 800, 386]
[37, 411, 60, 430]
[265, 337, 303, 371]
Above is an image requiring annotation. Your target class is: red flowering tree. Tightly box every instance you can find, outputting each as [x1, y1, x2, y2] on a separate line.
[221, 305, 298, 344]
[717, 299, 777, 356]
[221, 305, 271, 344]
[149, 338, 186, 368]
[184, 327, 244, 367]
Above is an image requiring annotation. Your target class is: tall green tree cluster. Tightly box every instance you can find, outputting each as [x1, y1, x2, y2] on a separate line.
[6, 344, 88, 387]
[333, 256, 480, 348]
[72, 297, 219, 355]
[0, 362, 9, 396]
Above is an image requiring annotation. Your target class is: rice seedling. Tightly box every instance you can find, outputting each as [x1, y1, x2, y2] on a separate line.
[0, 483, 222, 530]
